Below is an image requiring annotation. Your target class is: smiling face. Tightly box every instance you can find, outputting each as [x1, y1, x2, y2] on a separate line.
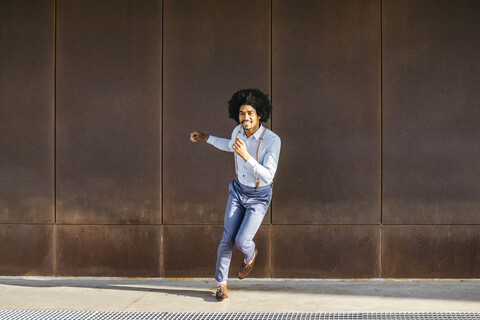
[239, 104, 261, 136]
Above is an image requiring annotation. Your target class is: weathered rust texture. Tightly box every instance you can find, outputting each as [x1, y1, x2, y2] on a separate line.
[163, 0, 271, 224]
[382, 0, 480, 224]
[272, 225, 381, 278]
[55, 0, 162, 224]
[56, 225, 161, 277]
[163, 225, 270, 278]
[0, 0, 54, 223]
[0, 225, 54, 276]
[272, 0, 381, 224]
[382, 225, 480, 278]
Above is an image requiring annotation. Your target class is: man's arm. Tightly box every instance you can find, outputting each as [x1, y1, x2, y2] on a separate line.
[190, 130, 232, 152]
[232, 136, 281, 184]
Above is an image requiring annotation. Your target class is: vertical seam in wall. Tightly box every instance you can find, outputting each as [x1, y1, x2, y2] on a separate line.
[161, 0, 164, 226]
[160, 225, 164, 277]
[53, 0, 57, 276]
[269, 0, 273, 133]
[380, 0, 383, 278]
[380, 224, 383, 278]
[269, 0, 273, 278]
[53, 224, 57, 276]
[53, 0, 57, 225]
[160, 0, 164, 277]
[269, 224, 273, 278]
[269, 0, 273, 228]
[380, 0, 383, 226]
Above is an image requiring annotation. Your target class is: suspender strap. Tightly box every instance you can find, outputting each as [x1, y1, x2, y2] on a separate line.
[233, 129, 241, 175]
[255, 128, 268, 188]
[234, 127, 268, 189]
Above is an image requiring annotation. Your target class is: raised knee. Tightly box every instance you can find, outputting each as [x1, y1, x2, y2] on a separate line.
[235, 235, 249, 250]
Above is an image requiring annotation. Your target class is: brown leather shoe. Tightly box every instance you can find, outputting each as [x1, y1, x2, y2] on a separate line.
[238, 248, 258, 279]
[215, 283, 229, 301]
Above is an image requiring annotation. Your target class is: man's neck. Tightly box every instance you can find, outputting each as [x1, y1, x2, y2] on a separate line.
[244, 124, 261, 138]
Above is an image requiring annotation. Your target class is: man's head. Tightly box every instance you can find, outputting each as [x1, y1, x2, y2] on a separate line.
[228, 89, 272, 124]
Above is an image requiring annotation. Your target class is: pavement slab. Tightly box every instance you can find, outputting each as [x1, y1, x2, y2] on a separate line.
[0, 278, 479, 313]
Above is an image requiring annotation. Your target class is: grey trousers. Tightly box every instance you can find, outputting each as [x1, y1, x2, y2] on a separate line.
[214, 179, 273, 283]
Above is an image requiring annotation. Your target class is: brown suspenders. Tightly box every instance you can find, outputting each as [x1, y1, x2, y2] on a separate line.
[234, 127, 268, 188]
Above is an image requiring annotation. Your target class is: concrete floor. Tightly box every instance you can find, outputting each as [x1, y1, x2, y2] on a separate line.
[0, 277, 479, 313]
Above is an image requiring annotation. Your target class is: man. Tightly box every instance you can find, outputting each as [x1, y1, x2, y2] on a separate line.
[190, 88, 281, 301]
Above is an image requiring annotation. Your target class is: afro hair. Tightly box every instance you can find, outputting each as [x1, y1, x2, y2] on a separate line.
[228, 88, 272, 124]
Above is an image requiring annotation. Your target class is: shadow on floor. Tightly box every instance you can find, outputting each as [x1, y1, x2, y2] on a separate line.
[0, 278, 479, 303]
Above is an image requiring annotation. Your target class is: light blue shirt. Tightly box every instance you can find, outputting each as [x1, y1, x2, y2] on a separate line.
[207, 124, 281, 187]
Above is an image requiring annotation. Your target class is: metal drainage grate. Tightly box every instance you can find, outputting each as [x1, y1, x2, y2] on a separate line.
[0, 312, 479, 320]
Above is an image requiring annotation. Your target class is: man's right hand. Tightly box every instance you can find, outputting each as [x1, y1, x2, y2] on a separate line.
[190, 130, 209, 142]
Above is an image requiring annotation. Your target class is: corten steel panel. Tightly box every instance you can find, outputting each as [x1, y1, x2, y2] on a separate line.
[272, 0, 381, 224]
[0, 225, 54, 276]
[56, 0, 162, 224]
[163, 0, 271, 224]
[383, 1, 480, 224]
[56, 225, 161, 277]
[272, 225, 380, 278]
[0, 0, 54, 223]
[163, 225, 270, 278]
[383, 226, 480, 278]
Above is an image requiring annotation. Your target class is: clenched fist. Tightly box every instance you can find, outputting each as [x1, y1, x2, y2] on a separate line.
[232, 138, 251, 161]
[190, 130, 209, 142]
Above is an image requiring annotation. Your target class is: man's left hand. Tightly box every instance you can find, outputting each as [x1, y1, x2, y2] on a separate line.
[232, 138, 251, 161]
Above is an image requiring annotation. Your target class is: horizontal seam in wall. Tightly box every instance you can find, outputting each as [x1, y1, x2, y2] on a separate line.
[3, 223, 479, 227]
[0, 223, 56, 226]
[53, 224, 163, 226]
[381, 223, 480, 226]
[162, 223, 384, 226]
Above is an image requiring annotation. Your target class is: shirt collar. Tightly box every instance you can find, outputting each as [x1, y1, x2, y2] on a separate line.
[242, 124, 264, 140]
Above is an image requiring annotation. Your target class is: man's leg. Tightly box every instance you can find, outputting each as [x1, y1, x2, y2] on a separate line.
[214, 181, 245, 284]
[235, 186, 273, 267]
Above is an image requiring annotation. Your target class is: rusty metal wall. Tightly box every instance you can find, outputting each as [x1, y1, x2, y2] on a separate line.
[0, 0, 55, 275]
[382, 0, 480, 278]
[271, 0, 381, 278]
[54, 0, 162, 276]
[0, 0, 479, 278]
